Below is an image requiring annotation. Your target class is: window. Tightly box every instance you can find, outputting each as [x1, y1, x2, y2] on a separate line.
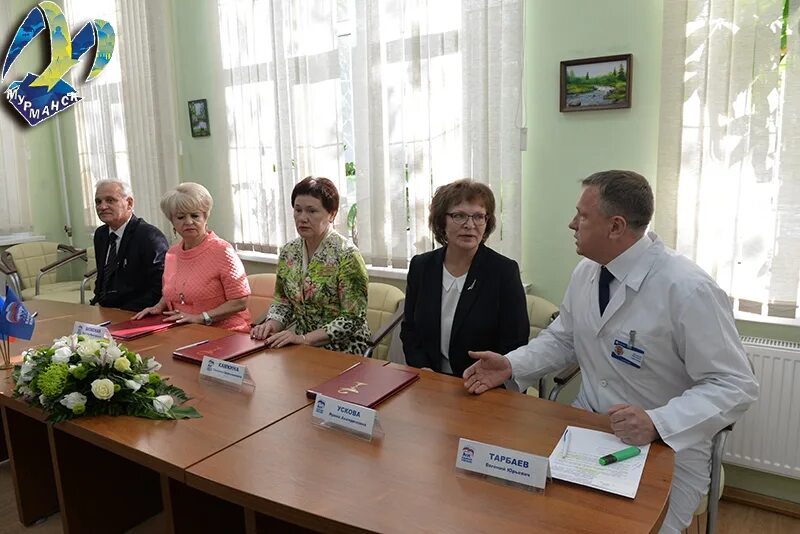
[657, 0, 800, 323]
[218, 0, 524, 267]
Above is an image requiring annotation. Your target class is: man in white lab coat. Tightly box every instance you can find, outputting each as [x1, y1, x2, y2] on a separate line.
[463, 170, 758, 533]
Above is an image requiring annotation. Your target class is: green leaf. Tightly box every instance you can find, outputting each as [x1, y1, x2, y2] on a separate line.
[170, 406, 202, 419]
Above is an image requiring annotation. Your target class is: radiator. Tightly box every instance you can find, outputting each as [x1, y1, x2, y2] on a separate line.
[723, 336, 800, 479]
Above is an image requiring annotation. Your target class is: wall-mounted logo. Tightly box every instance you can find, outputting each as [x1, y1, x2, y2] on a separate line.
[2, 1, 115, 126]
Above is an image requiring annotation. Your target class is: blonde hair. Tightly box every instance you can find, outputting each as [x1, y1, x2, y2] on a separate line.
[160, 182, 214, 220]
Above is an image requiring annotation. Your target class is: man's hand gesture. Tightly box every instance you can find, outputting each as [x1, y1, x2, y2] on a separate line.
[463, 351, 513, 394]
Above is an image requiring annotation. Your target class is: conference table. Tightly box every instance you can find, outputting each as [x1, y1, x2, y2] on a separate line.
[0, 301, 674, 533]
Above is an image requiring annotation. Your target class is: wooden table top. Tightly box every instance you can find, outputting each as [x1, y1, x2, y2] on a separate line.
[186, 368, 674, 534]
[0, 301, 372, 481]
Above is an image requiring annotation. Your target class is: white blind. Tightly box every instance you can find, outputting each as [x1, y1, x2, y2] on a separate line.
[657, 0, 800, 322]
[217, 0, 523, 266]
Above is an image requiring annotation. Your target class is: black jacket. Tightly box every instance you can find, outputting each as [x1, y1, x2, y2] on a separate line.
[400, 244, 529, 377]
[91, 215, 169, 312]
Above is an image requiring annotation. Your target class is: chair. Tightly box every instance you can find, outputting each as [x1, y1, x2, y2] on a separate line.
[80, 246, 97, 304]
[523, 295, 561, 398]
[364, 282, 405, 360]
[246, 273, 277, 323]
[0, 242, 88, 302]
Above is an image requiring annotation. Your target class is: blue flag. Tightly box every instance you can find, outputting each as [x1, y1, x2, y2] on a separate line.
[0, 287, 35, 341]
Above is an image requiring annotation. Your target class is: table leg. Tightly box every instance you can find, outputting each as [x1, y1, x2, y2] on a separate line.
[1, 406, 59, 525]
[0, 411, 8, 462]
[49, 426, 162, 533]
[166, 476, 247, 534]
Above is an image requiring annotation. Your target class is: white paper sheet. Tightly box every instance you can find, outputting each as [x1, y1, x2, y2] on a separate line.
[548, 426, 650, 498]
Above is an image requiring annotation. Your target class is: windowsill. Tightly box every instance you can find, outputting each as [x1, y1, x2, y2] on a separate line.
[237, 250, 409, 280]
[734, 310, 800, 328]
[0, 233, 45, 246]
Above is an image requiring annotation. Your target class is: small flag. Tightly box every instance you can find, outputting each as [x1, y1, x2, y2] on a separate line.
[0, 287, 35, 341]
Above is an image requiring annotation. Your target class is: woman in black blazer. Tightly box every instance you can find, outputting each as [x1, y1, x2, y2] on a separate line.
[401, 179, 529, 378]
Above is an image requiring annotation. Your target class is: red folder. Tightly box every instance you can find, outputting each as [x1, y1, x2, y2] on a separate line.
[108, 315, 182, 340]
[172, 333, 269, 364]
[306, 361, 419, 408]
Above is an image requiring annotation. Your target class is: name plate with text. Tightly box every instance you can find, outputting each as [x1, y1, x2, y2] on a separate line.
[200, 356, 248, 387]
[455, 438, 548, 490]
[313, 393, 377, 438]
[72, 321, 111, 340]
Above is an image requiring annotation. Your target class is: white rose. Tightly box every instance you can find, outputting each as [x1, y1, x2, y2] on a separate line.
[145, 358, 162, 372]
[152, 395, 174, 414]
[52, 336, 70, 350]
[113, 357, 131, 373]
[133, 373, 150, 384]
[124, 379, 141, 392]
[90, 378, 115, 400]
[105, 344, 123, 360]
[52, 346, 73, 364]
[59, 392, 87, 409]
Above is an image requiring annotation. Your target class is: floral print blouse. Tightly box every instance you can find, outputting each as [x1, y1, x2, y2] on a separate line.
[267, 230, 371, 355]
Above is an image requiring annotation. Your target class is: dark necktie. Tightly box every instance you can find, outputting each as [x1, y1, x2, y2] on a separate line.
[102, 232, 118, 292]
[598, 266, 614, 316]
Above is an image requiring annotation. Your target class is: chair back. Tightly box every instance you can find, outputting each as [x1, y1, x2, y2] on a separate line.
[2, 242, 62, 289]
[246, 273, 277, 322]
[367, 282, 405, 360]
[527, 294, 559, 339]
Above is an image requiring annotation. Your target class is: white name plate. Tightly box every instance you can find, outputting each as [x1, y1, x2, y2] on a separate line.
[313, 394, 377, 438]
[200, 356, 247, 386]
[455, 438, 548, 490]
[72, 321, 110, 339]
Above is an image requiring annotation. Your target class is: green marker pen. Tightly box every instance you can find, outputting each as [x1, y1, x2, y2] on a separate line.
[598, 446, 641, 466]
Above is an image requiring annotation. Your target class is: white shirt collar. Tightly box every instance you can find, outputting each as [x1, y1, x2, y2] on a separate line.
[604, 233, 653, 287]
[109, 214, 133, 242]
[442, 266, 468, 292]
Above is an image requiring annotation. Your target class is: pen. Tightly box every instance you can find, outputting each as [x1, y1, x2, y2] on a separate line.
[98, 321, 112, 327]
[561, 428, 570, 458]
[174, 339, 209, 352]
[30, 312, 38, 319]
[599, 446, 641, 466]
[338, 361, 362, 375]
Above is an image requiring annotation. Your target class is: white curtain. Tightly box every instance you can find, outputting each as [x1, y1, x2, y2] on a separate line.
[217, 0, 523, 265]
[0, 3, 32, 235]
[69, 0, 179, 234]
[657, 0, 800, 321]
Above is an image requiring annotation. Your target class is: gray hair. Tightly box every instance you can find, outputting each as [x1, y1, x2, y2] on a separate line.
[95, 179, 134, 199]
[160, 182, 214, 219]
[581, 170, 653, 231]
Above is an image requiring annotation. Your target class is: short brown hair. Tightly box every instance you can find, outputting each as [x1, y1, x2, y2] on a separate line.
[291, 176, 339, 214]
[581, 170, 653, 231]
[429, 179, 496, 246]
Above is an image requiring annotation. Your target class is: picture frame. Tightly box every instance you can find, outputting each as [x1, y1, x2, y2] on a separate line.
[187, 99, 210, 137]
[560, 54, 632, 112]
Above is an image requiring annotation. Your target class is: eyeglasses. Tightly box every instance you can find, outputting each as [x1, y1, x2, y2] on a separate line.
[447, 212, 488, 226]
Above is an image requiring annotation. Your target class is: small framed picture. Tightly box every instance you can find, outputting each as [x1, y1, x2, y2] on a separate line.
[187, 99, 210, 137]
[560, 54, 632, 112]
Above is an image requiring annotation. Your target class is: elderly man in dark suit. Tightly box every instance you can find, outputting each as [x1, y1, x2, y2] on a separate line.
[91, 179, 169, 312]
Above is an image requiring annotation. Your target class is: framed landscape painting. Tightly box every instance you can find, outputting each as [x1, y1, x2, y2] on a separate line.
[560, 54, 632, 112]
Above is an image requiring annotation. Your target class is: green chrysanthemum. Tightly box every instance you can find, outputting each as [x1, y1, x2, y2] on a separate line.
[38, 363, 70, 397]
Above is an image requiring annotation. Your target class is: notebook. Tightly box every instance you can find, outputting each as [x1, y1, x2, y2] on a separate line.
[108, 315, 181, 340]
[306, 361, 419, 408]
[172, 333, 269, 364]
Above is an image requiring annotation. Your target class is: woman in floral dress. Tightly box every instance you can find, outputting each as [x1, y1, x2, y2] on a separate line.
[250, 177, 371, 355]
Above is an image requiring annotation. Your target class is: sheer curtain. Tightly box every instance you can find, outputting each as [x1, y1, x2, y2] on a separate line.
[0, 3, 31, 235]
[657, 0, 800, 322]
[218, 0, 523, 266]
[68, 0, 179, 233]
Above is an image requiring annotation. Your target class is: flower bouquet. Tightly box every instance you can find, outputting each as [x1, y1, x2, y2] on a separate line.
[12, 335, 201, 422]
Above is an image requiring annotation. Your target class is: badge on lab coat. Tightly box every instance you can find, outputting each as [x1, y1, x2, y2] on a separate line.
[611, 338, 644, 368]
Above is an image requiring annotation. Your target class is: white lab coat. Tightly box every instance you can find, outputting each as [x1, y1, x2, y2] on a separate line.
[507, 233, 758, 532]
